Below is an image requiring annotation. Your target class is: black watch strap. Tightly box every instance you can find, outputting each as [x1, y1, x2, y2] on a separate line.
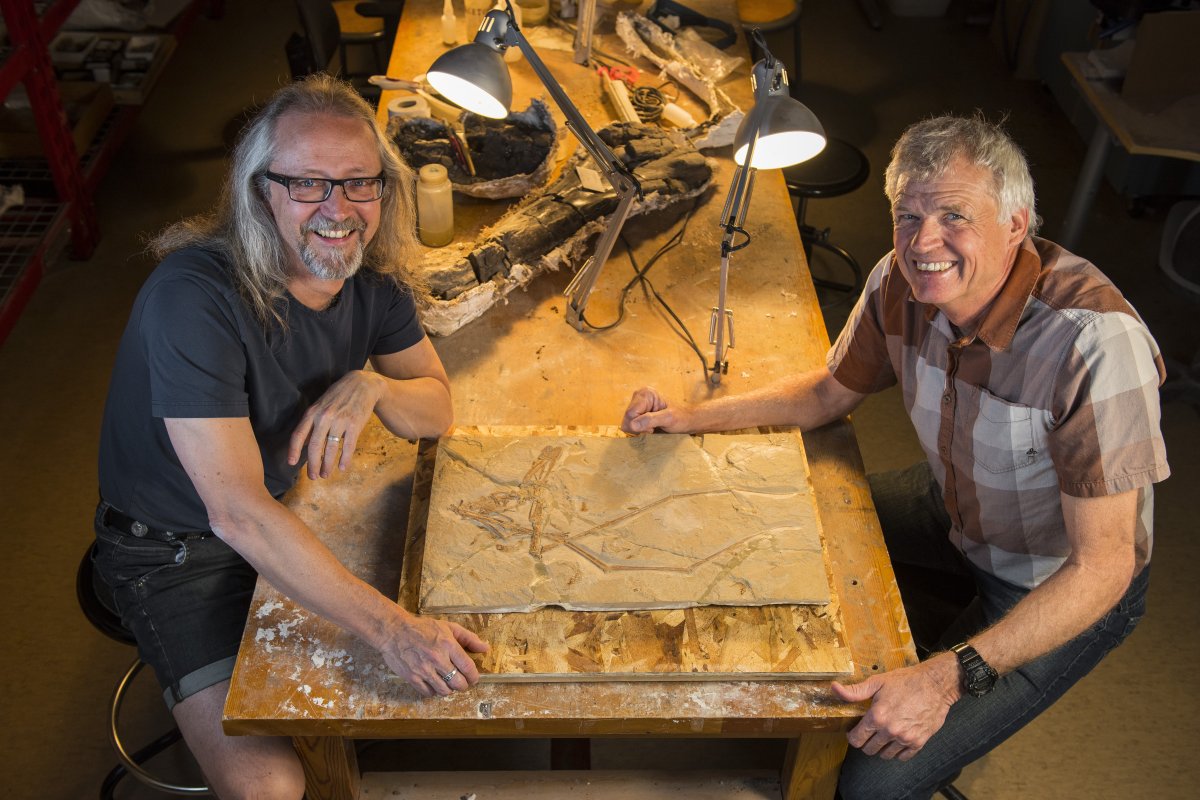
[951, 642, 998, 697]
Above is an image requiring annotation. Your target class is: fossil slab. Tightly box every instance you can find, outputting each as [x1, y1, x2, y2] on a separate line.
[419, 431, 831, 614]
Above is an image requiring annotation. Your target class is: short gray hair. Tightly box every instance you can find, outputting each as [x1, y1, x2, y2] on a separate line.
[884, 113, 1040, 235]
[151, 74, 421, 325]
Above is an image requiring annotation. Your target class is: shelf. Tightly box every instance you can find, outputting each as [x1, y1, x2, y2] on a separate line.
[0, 0, 210, 346]
[0, 197, 67, 343]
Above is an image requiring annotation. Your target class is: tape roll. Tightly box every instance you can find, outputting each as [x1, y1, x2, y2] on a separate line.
[387, 94, 432, 120]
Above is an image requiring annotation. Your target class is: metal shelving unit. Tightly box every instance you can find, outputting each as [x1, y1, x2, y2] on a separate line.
[0, 0, 218, 344]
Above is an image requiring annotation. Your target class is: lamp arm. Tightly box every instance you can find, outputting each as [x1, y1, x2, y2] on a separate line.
[502, 23, 641, 200]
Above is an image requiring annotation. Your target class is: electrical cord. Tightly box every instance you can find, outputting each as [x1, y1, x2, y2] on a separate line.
[578, 200, 713, 376]
[629, 82, 677, 123]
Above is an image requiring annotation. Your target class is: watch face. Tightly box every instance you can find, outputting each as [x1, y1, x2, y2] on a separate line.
[966, 665, 998, 696]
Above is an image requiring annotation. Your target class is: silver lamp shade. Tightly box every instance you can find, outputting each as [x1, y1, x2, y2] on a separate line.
[733, 94, 827, 169]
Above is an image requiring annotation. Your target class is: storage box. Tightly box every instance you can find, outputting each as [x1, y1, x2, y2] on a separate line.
[49, 32, 97, 67]
[1121, 10, 1200, 112]
[52, 32, 176, 105]
[0, 82, 115, 159]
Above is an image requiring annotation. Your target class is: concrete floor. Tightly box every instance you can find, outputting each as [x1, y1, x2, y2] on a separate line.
[1, 1, 1197, 798]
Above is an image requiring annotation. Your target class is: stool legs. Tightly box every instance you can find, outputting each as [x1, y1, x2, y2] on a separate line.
[793, 196, 863, 303]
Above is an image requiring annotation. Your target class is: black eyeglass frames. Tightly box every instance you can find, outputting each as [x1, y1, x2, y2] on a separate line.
[263, 172, 386, 203]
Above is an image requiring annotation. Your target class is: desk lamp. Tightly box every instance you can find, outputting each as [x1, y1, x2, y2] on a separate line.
[427, 1, 642, 330]
[709, 30, 826, 385]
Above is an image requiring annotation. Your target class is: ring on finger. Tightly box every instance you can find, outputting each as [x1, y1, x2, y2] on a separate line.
[442, 668, 458, 684]
[326, 434, 342, 443]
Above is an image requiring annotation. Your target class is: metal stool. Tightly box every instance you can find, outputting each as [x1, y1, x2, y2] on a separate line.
[781, 137, 870, 303]
[76, 543, 210, 797]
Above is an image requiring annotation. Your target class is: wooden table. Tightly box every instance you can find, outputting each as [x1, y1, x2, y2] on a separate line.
[1058, 51, 1200, 250]
[223, 3, 916, 798]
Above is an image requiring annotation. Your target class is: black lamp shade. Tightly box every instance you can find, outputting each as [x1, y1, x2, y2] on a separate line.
[427, 42, 512, 119]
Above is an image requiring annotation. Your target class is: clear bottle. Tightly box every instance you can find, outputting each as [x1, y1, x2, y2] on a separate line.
[416, 164, 454, 247]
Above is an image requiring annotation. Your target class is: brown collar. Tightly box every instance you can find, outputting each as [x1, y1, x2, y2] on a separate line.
[915, 238, 1043, 351]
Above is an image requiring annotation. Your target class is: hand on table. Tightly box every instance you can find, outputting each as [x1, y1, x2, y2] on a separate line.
[621, 387, 694, 434]
[384, 613, 490, 698]
[832, 657, 961, 761]
[288, 370, 385, 479]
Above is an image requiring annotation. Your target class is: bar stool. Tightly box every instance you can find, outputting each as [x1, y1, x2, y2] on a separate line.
[781, 137, 870, 303]
[76, 543, 210, 797]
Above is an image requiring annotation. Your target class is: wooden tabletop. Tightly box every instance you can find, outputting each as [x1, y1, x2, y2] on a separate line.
[225, 2, 916, 797]
[1061, 52, 1200, 163]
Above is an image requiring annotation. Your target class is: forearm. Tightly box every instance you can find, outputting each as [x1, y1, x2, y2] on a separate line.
[370, 371, 453, 439]
[210, 492, 408, 652]
[968, 557, 1133, 676]
[687, 370, 859, 432]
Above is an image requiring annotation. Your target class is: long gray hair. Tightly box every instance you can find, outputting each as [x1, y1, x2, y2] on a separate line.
[150, 74, 421, 325]
[884, 113, 1041, 235]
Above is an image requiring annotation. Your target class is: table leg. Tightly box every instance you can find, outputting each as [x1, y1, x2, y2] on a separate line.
[781, 733, 847, 800]
[293, 736, 361, 800]
[1059, 123, 1113, 252]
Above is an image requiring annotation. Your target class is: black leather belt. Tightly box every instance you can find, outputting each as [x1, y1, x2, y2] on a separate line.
[98, 502, 212, 541]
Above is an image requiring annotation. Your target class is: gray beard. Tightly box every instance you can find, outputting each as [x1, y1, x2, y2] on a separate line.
[299, 233, 365, 281]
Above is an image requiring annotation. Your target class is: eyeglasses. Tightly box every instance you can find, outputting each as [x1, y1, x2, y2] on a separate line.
[263, 171, 386, 203]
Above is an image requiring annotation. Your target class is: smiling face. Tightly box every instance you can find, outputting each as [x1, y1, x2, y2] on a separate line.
[892, 156, 1029, 330]
[266, 111, 384, 289]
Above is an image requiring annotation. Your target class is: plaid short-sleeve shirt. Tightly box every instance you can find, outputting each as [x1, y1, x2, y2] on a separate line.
[828, 237, 1170, 589]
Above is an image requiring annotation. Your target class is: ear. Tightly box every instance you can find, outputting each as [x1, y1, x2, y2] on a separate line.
[1007, 207, 1030, 245]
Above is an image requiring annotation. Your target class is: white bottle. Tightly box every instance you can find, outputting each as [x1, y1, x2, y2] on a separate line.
[441, 0, 458, 45]
[417, 164, 454, 247]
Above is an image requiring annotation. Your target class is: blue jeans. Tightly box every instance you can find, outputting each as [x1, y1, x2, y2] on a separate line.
[837, 463, 1149, 800]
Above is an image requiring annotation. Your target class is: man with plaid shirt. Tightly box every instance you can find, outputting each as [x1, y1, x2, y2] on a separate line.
[621, 114, 1169, 799]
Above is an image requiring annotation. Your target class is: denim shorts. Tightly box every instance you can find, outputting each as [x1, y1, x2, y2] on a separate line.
[91, 501, 257, 711]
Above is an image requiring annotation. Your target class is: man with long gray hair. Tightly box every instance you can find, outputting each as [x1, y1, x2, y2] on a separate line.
[621, 114, 1169, 798]
[92, 75, 487, 797]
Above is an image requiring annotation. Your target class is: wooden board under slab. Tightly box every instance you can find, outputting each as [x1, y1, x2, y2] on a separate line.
[399, 426, 854, 682]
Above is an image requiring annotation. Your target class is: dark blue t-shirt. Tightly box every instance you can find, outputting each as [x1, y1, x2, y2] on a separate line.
[98, 247, 425, 531]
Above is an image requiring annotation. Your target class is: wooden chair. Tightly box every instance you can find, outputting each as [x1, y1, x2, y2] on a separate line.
[76, 543, 210, 798]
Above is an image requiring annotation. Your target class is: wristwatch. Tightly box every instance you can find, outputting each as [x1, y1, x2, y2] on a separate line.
[950, 642, 998, 697]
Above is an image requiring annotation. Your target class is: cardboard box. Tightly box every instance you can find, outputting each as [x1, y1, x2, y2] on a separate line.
[1121, 10, 1200, 112]
[0, 82, 115, 159]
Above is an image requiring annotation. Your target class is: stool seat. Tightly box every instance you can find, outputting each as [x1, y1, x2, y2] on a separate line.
[77, 543, 136, 646]
[783, 138, 870, 199]
[736, 0, 800, 29]
[77, 543, 210, 797]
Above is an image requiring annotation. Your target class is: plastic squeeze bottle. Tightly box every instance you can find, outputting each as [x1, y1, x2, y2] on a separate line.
[441, 0, 458, 45]
[416, 164, 454, 247]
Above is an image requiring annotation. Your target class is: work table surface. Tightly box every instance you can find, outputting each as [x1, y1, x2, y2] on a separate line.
[225, 2, 915, 796]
